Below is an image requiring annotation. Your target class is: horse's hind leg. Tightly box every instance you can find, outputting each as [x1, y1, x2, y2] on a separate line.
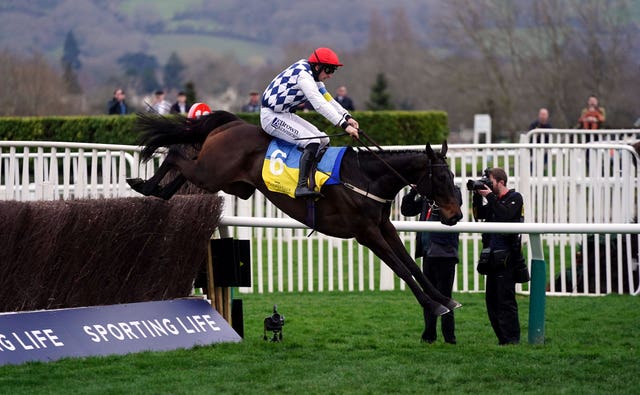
[127, 158, 174, 196]
[156, 174, 187, 200]
[161, 148, 222, 193]
[127, 149, 189, 199]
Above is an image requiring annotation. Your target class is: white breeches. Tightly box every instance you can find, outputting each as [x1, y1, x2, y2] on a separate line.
[260, 107, 330, 149]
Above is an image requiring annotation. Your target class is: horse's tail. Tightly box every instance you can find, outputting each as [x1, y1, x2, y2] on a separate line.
[135, 110, 242, 161]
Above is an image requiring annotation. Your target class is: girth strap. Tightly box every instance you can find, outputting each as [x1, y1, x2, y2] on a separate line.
[343, 182, 394, 204]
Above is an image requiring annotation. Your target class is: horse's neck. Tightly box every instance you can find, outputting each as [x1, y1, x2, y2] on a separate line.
[348, 150, 427, 195]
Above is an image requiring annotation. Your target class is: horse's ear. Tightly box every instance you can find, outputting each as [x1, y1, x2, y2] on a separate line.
[425, 143, 435, 158]
[441, 140, 448, 156]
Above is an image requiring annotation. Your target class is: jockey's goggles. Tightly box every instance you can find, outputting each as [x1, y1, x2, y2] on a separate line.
[322, 65, 338, 74]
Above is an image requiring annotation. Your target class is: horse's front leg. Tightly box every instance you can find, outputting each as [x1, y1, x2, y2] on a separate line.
[355, 230, 450, 317]
[380, 220, 461, 311]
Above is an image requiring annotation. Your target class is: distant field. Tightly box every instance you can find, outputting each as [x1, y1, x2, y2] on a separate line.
[118, 0, 202, 20]
[116, 0, 280, 66]
[1, 291, 638, 394]
[148, 33, 280, 66]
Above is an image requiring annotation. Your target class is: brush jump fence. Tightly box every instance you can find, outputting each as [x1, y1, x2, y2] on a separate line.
[0, 195, 224, 312]
[2, 131, 639, 297]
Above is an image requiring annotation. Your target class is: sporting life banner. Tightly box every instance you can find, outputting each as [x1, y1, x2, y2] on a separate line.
[262, 139, 347, 198]
[0, 299, 241, 366]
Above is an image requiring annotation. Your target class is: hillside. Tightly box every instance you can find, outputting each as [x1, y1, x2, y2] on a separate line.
[0, 0, 637, 134]
[0, 0, 439, 79]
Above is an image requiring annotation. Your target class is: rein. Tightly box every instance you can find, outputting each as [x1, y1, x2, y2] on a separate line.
[351, 131, 451, 204]
[297, 130, 448, 204]
[352, 131, 418, 194]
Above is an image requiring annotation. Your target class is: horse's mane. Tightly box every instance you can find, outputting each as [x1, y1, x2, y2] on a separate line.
[136, 110, 242, 161]
[352, 147, 446, 173]
[355, 148, 426, 161]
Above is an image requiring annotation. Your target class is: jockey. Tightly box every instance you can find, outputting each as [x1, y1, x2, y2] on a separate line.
[260, 47, 360, 198]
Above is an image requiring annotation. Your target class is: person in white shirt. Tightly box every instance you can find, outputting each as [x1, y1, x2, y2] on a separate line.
[148, 90, 171, 115]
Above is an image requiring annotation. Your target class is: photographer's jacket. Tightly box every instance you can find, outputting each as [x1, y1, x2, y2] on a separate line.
[473, 189, 524, 250]
[401, 187, 462, 259]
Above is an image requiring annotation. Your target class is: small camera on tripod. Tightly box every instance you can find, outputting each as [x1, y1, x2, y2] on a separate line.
[263, 305, 285, 342]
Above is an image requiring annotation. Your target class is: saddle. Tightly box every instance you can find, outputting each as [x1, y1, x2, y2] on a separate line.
[262, 139, 347, 198]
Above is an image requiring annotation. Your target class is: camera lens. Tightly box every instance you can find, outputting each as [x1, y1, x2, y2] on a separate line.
[466, 180, 475, 191]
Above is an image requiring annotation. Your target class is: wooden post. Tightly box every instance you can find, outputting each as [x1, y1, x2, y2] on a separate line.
[206, 240, 233, 325]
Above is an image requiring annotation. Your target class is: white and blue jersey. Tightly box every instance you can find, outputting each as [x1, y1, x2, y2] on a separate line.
[261, 59, 349, 127]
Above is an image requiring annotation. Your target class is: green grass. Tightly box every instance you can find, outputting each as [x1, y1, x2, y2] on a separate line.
[1, 291, 638, 394]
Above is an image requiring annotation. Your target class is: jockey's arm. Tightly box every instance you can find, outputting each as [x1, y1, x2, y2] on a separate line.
[298, 74, 355, 131]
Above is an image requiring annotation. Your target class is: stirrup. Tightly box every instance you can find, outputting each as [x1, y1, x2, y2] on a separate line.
[294, 186, 323, 199]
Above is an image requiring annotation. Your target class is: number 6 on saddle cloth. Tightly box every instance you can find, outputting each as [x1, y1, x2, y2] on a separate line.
[262, 139, 347, 198]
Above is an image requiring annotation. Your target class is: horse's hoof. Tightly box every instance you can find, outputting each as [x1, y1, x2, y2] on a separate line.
[431, 303, 450, 316]
[126, 178, 145, 188]
[127, 178, 162, 197]
[445, 299, 462, 310]
[127, 178, 150, 195]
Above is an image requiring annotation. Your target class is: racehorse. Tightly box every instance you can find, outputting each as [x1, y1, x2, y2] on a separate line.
[128, 111, 464, 326]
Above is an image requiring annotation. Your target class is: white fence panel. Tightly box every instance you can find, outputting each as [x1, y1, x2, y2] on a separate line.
[0, 142, 163, 200]
[2, 136, 639, 296]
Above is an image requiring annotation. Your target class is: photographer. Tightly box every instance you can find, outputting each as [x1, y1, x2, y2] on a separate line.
[470, 168, 529, 345]
[401, 185, 462, 344]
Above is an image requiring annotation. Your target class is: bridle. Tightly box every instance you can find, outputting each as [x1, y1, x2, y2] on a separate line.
[349, 131, 451, 202]
[415, 161, 451, 201]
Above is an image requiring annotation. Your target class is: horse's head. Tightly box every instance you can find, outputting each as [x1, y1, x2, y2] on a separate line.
[417, 141, 463, 226]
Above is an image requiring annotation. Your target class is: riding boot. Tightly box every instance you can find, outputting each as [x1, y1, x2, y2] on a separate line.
[295, 143, 322, 198]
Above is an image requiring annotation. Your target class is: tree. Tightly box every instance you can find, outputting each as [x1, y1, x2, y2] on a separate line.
[163, 52, 186, 91]
[117, 52, 160, 92]
[1, 51, 68, 116]
[62, 30, 81, 70]
[61, 30, 82, 94]
[366, 73, 394, 111]
[62, 62, 82, 94]
[438, 0, 639, 135]
[184, 81, 197, 105]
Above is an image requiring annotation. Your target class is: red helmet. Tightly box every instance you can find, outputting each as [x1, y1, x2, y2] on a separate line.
[308, 47, 343, 66]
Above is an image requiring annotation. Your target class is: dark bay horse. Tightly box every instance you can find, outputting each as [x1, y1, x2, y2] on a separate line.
[129, 111, 463, 325]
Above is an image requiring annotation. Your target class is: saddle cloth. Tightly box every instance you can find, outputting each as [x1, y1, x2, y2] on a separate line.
[262, 139, 347, 198]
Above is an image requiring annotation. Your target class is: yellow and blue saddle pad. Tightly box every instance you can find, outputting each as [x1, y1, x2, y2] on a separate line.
[262, 139, 347, 198]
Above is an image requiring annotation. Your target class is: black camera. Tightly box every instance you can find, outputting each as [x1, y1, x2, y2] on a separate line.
[263, 305, 285, 342]
[466, 168, 492, 191]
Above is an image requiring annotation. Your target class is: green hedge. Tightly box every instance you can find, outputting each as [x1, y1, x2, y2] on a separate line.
[0, 111, 448, 146]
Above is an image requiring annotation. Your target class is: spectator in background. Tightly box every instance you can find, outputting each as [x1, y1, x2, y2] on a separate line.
[528, 108, 552, 131]
[401, 185, 462, 345]
[170, 91, 191, 115]
[107, 88, 127, 115]
[577, 95, 606, 129]
[147, 90, 171, 115]
[241, 91, 261, 113]
[335, 85, 355, 111]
